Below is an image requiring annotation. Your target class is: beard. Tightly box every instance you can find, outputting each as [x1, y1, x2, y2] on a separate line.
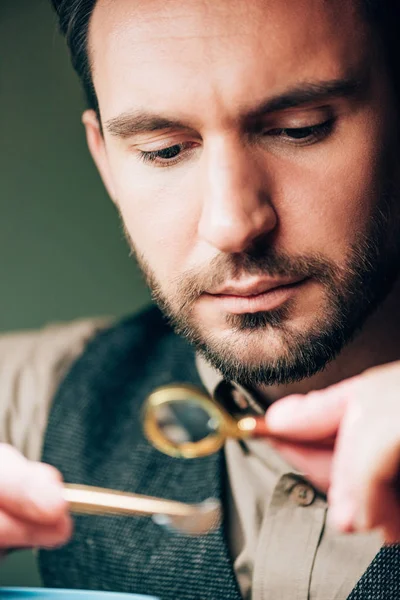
[123, 181, 400, 388]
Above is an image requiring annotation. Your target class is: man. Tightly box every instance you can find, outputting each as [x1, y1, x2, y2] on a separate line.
[1, 0, 400, 597]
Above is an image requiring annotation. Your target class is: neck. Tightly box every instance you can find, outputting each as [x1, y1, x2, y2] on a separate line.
[261, 277, 400, 403]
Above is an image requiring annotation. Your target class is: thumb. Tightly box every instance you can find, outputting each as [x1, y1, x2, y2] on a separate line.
[265, 383, 351, 442]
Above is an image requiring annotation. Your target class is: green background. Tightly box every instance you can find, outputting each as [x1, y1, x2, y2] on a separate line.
[0, 0, 150, 586]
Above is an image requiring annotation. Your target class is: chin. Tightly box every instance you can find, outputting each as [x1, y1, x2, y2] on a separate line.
[212, 320, 291, 358]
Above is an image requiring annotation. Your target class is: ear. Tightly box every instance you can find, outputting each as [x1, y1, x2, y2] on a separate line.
[82, 110, 117, 203]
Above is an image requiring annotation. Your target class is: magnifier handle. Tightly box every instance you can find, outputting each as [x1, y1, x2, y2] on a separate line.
[236, 416, 336, 447]
[236, 416, 271, 437]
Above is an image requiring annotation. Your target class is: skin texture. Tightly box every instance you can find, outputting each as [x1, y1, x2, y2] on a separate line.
[1, 0, 400, 552]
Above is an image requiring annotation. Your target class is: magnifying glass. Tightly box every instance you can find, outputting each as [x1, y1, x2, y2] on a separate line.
[143, 384, 269, 458]
[55, 384, 268, 536]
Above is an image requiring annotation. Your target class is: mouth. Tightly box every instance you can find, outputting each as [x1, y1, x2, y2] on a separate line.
[203, 277, 307, 314]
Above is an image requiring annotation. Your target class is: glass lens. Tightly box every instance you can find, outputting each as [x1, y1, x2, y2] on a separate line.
[153, 399, 220, 444]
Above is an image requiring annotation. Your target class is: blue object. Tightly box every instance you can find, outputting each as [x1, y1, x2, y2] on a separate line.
[0, 589, 159, 600]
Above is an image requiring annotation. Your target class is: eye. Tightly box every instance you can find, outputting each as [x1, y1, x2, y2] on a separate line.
[266, 118, 335, 145]
[138, 142, 197, 166]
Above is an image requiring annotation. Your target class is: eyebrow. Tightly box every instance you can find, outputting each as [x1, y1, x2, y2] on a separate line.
[105, 75, 367, 139]
[246, 76, 366, 119]
[105, 114, 191, 138]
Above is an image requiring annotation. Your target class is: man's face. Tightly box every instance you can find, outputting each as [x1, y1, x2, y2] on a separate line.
[86, 0, 399, 385]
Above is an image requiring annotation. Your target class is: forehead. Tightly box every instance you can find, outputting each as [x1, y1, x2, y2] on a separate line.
[89, 0, 369, 122]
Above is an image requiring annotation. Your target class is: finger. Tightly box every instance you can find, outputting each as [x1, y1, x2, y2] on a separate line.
[358, 447, 400, 541]
[366, 483, 400, 544]
[328, 402, 400, 534]
[0, 444, 67, 525]
[265, 383, 350, 442]
[0, 509, 73, 549]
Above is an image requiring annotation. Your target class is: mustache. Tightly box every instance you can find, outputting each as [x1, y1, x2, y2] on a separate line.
[173, 249, 339, 311]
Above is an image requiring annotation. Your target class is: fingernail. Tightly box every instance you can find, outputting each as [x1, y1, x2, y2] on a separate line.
[328, 500, 356, 532]
[265, 402, 296, 431]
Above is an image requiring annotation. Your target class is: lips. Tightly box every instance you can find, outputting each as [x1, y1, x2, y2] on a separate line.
[209, 276, 306, 297]
[202, 277, 307, 314]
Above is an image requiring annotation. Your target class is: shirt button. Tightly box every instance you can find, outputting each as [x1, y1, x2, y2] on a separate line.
[291, 483, 315, 506]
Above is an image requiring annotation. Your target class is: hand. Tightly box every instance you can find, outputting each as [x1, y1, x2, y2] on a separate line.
[0, 444, 72, 551]
[264, 362, 400, 543]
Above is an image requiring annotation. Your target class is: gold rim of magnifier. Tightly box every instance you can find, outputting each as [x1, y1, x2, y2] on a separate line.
[143, 384, 241, 458]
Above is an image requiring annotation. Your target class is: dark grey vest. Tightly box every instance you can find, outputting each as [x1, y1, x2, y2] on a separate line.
[39, 306, 400, 599]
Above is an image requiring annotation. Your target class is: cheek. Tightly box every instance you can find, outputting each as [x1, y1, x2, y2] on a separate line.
[109, 157, 201, 280]
[275, 122, 385, 262]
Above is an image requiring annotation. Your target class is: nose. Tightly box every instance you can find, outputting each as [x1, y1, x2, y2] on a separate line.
[197, 138, 277, 254]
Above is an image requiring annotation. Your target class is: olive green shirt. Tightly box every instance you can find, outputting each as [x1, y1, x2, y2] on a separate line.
[0, 319, 382, 599]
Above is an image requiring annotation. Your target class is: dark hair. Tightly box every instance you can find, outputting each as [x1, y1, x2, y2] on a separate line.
[51, 0, 400, 119]
[51, 0, 98, 113]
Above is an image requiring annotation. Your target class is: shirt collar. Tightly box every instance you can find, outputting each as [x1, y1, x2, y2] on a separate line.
[195, 353, 268, 416]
